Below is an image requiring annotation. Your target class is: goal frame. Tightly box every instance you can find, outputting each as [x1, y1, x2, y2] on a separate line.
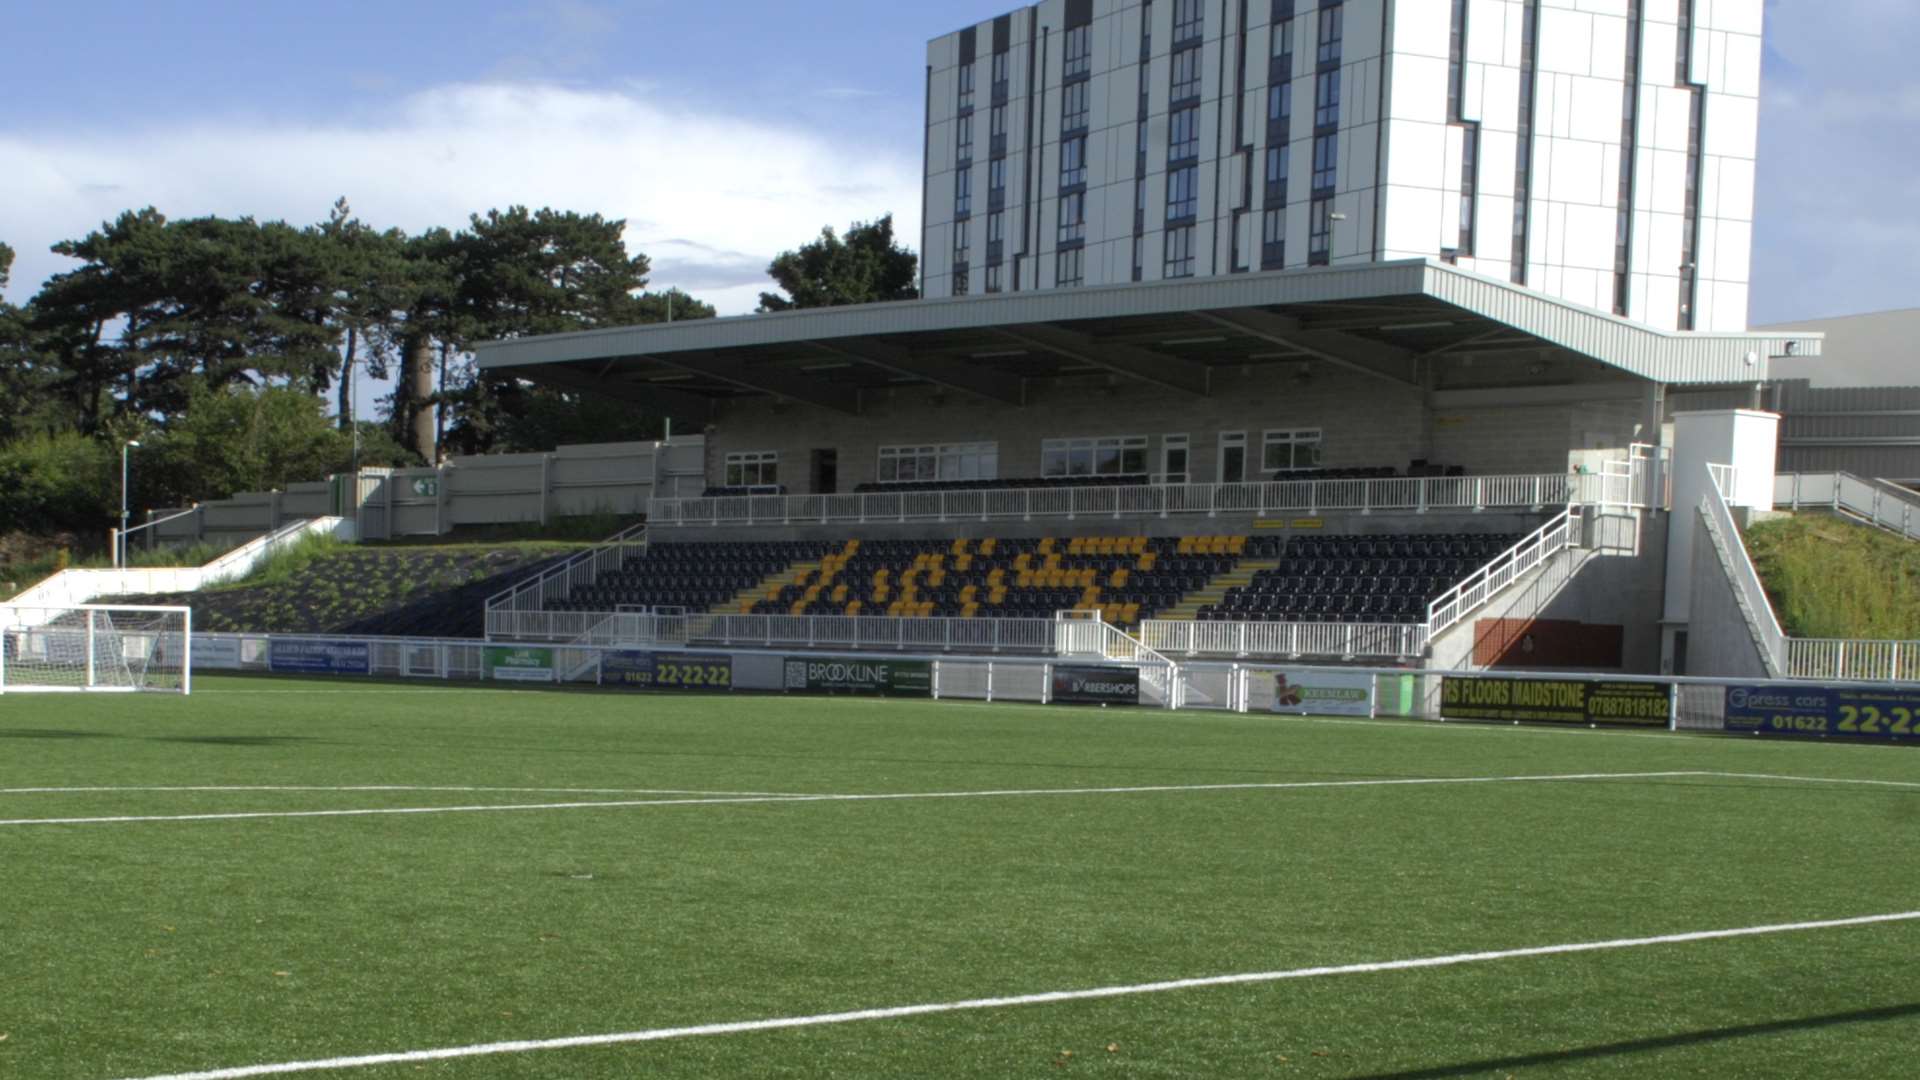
[0, 604, 193, 695]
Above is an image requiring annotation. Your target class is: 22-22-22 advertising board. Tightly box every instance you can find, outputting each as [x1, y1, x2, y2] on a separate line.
[1724, 685, 1920, 741]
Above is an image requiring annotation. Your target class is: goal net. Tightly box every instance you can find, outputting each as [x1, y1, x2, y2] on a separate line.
[0, 605, 191, 694]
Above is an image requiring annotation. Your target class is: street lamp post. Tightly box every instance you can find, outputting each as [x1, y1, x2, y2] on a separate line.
[119, 440, 141, 568]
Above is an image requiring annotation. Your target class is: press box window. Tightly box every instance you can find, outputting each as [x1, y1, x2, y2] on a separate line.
[1042, 436, 1150, 478]
[879, 443, 998, 483]
[724, 451, 779, 487]
[1263, 429, 1324, 473]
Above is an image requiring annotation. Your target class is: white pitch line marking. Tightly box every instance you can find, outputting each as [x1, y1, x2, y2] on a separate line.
[0, 785, 804, 798]
[1702, 771, 1920, 791]
[0, 771, 1705, 827]
[115, 909, 1920, 1080]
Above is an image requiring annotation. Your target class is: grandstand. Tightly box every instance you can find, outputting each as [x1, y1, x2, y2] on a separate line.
[473, 262, 1819, 675]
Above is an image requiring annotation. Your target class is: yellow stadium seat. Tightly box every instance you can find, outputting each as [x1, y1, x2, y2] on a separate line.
[1229, 535, 1247, 555]
[955, 553, 974, 571]
[961, 602, 979, 619]
[846, 600, 863, 616]
[1039, 537, 1055, 555]
[951, 538, 969, 555]
[980, 537, 998, 556]
[831, 584, 848, 603]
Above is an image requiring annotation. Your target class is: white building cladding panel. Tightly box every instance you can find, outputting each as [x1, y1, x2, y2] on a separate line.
[924, 0, 1757, 328]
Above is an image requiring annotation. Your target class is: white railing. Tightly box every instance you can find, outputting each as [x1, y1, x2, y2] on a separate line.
[1785, 638, 1920, 683]
[1775, 472, 1920, 542]
[1140, 619, 1428, 660]
[8, 517, 355, 611]
[1707, 464, 1741, 499]
[1425, 507, 1580, 639]
[647, 472, 1622, 528]
[487, 608, 1058, 654]
[1698, 470, 1789, 677]
[483, 523, 648, 617]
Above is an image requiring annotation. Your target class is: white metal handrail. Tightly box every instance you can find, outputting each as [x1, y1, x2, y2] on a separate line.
[483, 523, 649, 617]
[488, 608, 1059, 654]
[1698, 471, 1788, 677]
[1775, 472, 1920, 542]
[1140, 619, 1428, 660]
[646, 472, 1625, 528]
[1785, 638, 1920, 683]
[1425, 507, 1580, 639]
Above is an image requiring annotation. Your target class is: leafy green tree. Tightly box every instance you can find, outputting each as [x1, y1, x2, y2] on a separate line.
[435, 207, 707, 456]
[0, 431, 114, 535]
[140, 384, 359, 508]
[758, 214, 919, 312]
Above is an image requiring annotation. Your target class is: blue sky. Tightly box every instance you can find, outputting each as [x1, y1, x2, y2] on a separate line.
[2, 0, 1914, 327]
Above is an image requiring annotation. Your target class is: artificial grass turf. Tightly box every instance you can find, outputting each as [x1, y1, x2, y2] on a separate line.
[1, 678, 1916, 1078]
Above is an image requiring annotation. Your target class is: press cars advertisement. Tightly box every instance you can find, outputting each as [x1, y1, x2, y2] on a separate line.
[1269, 671, 1374, 717]
[484, 646, 556, 684]
[784, 658, 932, 697]
[1440, 677, 1669, 727]
[599, 651, 733, 691]
[1724, 685, 1920, 741]
[268, 639, 370, 676]
[1051, 665, 1140, 706]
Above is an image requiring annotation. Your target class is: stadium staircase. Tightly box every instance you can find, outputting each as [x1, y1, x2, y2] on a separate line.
[1155, 558, 1282, 621]
[717, 557, 824, 614]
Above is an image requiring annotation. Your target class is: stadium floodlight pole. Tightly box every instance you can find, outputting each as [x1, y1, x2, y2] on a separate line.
[119, 439, 141, 568]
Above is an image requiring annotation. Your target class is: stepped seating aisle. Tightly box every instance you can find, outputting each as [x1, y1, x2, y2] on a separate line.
[545, 541, 835, 614]
[1197, 533, 1521, 625]
[748, 535, 1284, 626]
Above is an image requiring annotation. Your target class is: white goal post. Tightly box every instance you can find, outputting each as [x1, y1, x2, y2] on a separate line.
[0, 605, 192, 695]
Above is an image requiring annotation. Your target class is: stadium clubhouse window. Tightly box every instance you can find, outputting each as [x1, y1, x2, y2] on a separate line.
[1056, 245, 1084, 287]
[879, 443, 998, 483]
[1263, 428, 1324, 472]
[1164, 224, 1197, 278]
[1171, 46, 1202, 101]
[1042, 436, 1150, 478]
[724, 451, 779, 487]
[1063, 24, 1091, 79]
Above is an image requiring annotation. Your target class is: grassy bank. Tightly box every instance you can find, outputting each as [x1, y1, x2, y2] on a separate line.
[1744, 511, 1920, 639]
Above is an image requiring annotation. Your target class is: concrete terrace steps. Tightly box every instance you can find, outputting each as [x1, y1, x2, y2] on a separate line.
[718, 559, 823, 614]
[1157, 559, 1282, 622]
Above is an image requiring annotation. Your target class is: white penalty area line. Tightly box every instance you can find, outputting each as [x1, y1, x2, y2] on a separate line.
[0, 771, 1706, 827]
[0, 785, 803, 798]
[118, 909, 1920, 1080]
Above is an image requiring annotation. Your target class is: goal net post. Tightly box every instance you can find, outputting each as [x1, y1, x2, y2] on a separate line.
[0, 605, 192, 695]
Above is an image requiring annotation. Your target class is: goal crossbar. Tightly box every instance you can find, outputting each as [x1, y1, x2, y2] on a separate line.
[0, 605, 192, 695]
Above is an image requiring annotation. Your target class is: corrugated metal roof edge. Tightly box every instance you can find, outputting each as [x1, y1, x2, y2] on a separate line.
[473, 259, 1823, 388]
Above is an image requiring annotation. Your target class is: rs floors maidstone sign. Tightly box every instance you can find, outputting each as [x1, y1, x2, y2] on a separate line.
[1440, 676, 1669, 727]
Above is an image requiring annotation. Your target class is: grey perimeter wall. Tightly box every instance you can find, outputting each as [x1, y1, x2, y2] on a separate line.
[151, 439, 707, 546]
[1427, 511, 1668, 675]
[706, 364, 1656, 493]
[1683, 506, 1773, 679]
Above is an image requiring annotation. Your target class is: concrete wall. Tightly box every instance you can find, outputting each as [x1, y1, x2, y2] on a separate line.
[1427, 509, 1666, 674]
[149, 438, 704, 547]
[1681, 503, 1771, 677]
[704, 362, 1646, 495]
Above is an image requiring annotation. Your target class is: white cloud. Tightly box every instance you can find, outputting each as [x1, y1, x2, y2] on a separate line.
[0, 82, 924, 314]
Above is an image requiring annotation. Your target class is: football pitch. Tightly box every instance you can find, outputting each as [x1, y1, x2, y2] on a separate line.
[2, 677, 1917, 1079]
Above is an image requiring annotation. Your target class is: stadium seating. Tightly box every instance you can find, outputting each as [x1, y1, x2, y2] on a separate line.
[538, 527, 1524, 629]
[1196, 533, 1520, 625]
[545, 541, 834, 613]
[746, 535, 1283, 624]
